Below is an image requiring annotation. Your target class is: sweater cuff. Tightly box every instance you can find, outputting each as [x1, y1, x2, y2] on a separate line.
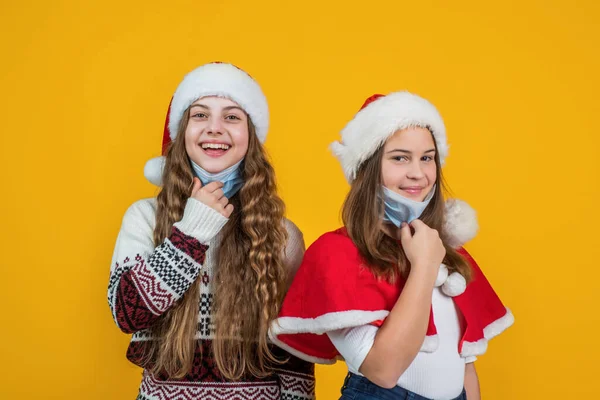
[173, 198, 229, 243]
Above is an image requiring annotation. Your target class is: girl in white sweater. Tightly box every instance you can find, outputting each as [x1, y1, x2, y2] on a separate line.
[108, 63, 314, 400]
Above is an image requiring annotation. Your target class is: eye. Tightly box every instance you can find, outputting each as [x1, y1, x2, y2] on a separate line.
[191, 112, 207, 119]
[392, 155, 408, 162]
[421, 155, 434, 162]
[225, 114, 241, 120]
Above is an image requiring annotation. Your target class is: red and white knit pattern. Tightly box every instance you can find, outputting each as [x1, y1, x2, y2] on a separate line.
[108, 198, 314, 400]
[137, 371, 281, 400]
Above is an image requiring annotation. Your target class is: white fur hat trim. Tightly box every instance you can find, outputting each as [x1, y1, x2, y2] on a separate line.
[169, 63, 269, 143]
[330, 92, 448, 182]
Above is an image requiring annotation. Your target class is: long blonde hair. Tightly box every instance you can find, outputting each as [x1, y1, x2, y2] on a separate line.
[147, 108, 288, 380]
[342, 129, 471, 283]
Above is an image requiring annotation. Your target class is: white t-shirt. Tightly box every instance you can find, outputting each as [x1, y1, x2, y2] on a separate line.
[327, 287, 475, 400]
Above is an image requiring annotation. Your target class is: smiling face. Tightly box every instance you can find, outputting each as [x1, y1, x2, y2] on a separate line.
[381, 126, 437, 202]
[184, 96, 250, 173]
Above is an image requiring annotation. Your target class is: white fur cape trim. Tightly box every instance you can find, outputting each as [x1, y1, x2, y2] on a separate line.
[460, 308, 515, 357]
[269, 309, 440, 364]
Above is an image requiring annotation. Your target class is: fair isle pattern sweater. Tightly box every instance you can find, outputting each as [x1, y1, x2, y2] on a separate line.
[108, 198, 315, 400]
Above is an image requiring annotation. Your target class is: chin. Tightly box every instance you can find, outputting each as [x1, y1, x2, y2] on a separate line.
[191, 152, 226, 169]
[202, 161, 232, 173]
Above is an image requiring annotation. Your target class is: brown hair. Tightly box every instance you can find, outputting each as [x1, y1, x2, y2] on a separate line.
[147, 108, 288, 380]
[342, 129, 471, 283]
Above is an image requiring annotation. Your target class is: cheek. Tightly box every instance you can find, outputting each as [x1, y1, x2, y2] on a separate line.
[232, 126, 250, 154]
[381, 161, 402, 187]
[184, 127, 197, 152]
[425, 164, 437, 184]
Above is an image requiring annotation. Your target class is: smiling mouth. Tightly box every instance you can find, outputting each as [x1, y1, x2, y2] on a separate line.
[200, 142, 231, 157]
[401, 187, 424, 195]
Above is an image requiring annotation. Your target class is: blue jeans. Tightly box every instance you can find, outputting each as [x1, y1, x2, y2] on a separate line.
[339, 373, 467, 400]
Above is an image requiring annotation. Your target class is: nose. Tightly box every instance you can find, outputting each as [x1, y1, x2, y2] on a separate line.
[406, 160, 425, 180]
[206, 116, 224, 135]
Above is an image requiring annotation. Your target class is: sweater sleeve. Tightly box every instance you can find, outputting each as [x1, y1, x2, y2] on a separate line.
[107, 198, 228, 333]
[283, 219, 306, 288]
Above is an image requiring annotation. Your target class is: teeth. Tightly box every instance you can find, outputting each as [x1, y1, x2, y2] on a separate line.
[201, 143, 230, 150]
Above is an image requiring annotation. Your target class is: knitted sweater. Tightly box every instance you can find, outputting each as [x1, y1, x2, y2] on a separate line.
[108, 197, 315, 400]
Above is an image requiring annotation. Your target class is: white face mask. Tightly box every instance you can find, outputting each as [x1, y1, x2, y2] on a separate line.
[381, 185, 435, 227]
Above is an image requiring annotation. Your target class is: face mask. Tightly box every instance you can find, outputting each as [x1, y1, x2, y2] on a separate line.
[381, 185, 435, 227]
[190, 159, 244, 198]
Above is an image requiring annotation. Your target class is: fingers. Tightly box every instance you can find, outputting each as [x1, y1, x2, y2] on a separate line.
[218, 196, 229, 207]
[409, 219, 426, 231]
[189, 179, 232, 218]
[191, 177, 202, 196]
[410, 219, 441, 241]
[202, 181, 225, 193]
[223, 203, 234, 218]
[400, 221, 412, 243]
[212, 188, 225, 200]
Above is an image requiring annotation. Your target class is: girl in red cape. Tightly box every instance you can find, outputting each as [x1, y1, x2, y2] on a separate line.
[269, 92, 513, 400]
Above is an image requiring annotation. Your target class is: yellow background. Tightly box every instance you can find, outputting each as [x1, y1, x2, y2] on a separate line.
[1, 0, 598, 398]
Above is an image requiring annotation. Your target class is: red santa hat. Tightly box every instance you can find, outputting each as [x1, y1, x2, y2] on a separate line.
[143, 62, 269, 186]
[330, 92, 448, 182]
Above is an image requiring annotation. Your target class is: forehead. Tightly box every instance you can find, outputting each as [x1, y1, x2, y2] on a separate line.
[384, 126, 435, 149]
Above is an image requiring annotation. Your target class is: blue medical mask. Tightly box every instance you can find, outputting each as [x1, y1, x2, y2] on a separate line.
[382, 185, 435, 227]
[190, 159, 244, 198]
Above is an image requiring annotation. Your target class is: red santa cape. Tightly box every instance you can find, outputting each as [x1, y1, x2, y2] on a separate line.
[270, 207, 513, 364]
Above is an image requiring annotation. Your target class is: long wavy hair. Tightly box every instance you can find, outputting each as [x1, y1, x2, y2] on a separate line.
[342, 128, 472, 283]
[146, 107, 288, 380]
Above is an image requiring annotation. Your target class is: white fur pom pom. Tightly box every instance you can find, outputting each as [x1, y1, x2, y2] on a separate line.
[329, 141, 345, 158]
[144, 156, 166, 186]
[443, 199, 479, 248]
[442, 272, 467, 297]
[329, 141, 355, 182]
[434, 264, 449, 287]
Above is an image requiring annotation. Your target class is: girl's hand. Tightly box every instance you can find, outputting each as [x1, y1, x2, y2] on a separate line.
[190, 177, 234, 218]
[400, 219, 445, 279]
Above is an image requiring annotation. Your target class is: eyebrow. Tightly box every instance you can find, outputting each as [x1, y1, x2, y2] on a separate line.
[223, 106, 245, 113]
[386, 148, 436, 154]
